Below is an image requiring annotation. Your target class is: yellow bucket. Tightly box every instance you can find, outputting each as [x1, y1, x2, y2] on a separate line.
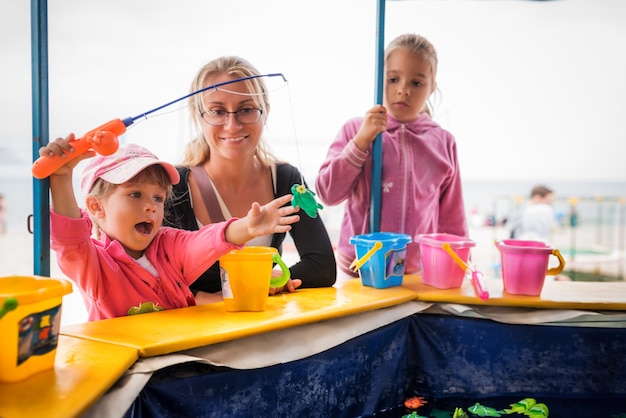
[0, 276, 72, 382]
[219, 246, 290, 312]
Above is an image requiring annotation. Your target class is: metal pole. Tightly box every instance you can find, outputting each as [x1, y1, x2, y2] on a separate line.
[31, 0, 51, 276]
[370, 0, 385, 233]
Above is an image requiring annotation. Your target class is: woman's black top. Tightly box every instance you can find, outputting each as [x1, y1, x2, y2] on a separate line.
[164, 164, 337, 294]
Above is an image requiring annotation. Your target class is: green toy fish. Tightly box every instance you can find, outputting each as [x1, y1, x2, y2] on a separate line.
[504, 398, 536, 414]
[401, 411, 428, 418]
[468, 402, 501, 417]
[526, 403, 549, 418]
[454, 407, 470, 418]
[290, 184, 323, 218]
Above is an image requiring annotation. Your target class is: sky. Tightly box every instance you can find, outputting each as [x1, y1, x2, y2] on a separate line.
[1, 0, 626, 184]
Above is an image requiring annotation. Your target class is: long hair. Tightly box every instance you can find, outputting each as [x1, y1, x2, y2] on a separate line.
[181, 56, 277, 167]
[385, 33, 439, 116]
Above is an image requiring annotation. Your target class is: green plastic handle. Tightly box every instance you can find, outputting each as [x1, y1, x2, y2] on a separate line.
[0, 297, 19, 320]
[270, 253, 291, 288]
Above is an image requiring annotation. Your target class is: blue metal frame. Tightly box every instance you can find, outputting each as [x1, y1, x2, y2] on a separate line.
[29, 1, 388, 272]
[31, 0, 50, 276]
[370, 0, 385, 233]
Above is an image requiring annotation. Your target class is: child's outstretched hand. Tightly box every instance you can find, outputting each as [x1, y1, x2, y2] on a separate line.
[246, 194, 300, 236]
[225, 194, 300, 245]
[353, 104, 387, 152]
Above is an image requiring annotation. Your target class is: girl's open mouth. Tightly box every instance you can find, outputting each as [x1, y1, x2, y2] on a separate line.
[135, 221, 153, 236]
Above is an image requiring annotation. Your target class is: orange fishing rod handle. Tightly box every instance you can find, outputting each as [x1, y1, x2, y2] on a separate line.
[32, 118, 126, 179]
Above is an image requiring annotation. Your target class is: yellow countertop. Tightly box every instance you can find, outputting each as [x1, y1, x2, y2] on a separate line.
[0, 335, 137, 418]
[4, 274, 626, 417]
[61, 278, 417, 357]
[403, 274, 626, 310]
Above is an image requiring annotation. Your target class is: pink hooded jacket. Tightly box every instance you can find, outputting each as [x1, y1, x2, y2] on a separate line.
[316, 113, 468, 276]
[50, 209, 241, 321]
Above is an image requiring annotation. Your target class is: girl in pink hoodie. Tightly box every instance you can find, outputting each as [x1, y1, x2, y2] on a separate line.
[316, 33, 468, 277]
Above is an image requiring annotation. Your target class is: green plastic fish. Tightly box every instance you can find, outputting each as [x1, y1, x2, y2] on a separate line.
[127, 301, 165, 315]
[468, 402, 501, 417]
[290, 184, 323, 218]
[526, 403, 549, 418]
[454, 407, 469, 418]
[504, 398, 536, 414]
[401, 412, 428, 418]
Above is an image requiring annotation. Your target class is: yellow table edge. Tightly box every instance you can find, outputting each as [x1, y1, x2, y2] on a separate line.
[0, 334, 138, 418]
[61, 279, 417, 358]
[401, 274, 626, 311]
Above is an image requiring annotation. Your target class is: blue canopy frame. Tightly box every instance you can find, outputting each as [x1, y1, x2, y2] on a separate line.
[29, 0, 387, 274]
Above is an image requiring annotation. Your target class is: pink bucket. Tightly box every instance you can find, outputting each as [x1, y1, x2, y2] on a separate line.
[416, 233, 475, 289]
[495, 239, 566, 296]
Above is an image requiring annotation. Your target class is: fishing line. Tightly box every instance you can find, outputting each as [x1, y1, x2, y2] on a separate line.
[32, 72, 323, 217]
[122, 73, 288, 128]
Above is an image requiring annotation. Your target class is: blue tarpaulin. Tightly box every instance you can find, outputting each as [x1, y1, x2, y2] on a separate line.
[124, 314, 626, 418]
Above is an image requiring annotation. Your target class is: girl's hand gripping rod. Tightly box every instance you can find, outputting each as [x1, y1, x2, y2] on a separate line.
[32, 118, 130, 179]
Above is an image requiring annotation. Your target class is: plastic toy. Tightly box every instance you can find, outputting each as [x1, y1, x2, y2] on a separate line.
[526, 403, 549, 418]
[349, 241, 382, 272]
[404, 396, 428, 410]
[269, 253, 291, 288]
[454, 407, 469, 418]
[442, 242, 489, 300]
[401, 412, 428, 418]
[0, 297, 18, 320]
[504, 398, 536, 414]
[32, 118, 126, 179]
[290, 184, 323, 218]
[32, 73, 286, 180]
[467, 403, 501, 417]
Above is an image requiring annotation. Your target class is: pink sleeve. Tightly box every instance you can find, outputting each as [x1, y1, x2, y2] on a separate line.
[315, 118, 370, 206]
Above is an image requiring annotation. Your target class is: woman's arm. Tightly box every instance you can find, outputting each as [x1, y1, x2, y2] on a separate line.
[276, 164, 336, 287]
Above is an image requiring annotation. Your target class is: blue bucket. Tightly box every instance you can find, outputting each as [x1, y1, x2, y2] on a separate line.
[349, 232, 412, 288]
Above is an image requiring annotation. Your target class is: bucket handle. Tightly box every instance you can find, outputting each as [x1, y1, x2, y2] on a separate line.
[442, 243, 489, 300]
[547, 249, 566, 276]
[495, 241, 566, 276]
[270, 253, 291, 288]
[349, 241, 383, 272]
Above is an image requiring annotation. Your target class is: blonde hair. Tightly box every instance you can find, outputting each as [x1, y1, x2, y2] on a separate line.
[385, 33, 439, 116]
[181, 56, 278, 167]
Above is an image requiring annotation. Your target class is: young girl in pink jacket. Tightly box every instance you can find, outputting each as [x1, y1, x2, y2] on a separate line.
[316, 33, 468, 277]
[38, 138, 299, 320]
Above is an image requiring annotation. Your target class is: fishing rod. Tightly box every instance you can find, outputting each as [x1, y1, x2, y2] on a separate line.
[31, 73, 286, 179]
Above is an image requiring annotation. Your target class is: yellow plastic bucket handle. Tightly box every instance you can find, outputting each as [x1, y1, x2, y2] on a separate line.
[547, 249, 566, 276]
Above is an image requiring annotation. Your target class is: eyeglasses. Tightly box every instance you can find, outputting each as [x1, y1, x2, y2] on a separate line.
[200, 108, 263, 126]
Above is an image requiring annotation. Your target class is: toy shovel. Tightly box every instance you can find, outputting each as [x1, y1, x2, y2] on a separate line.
[442, 243, 489, 300]
[350, 241, 383, 272]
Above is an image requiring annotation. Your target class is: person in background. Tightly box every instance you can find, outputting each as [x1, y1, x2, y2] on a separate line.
[38, 139, 299, 320]
[508, 185, 556, 242]
[164, 56, 336, 303]
[315, 33, 468, 277]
